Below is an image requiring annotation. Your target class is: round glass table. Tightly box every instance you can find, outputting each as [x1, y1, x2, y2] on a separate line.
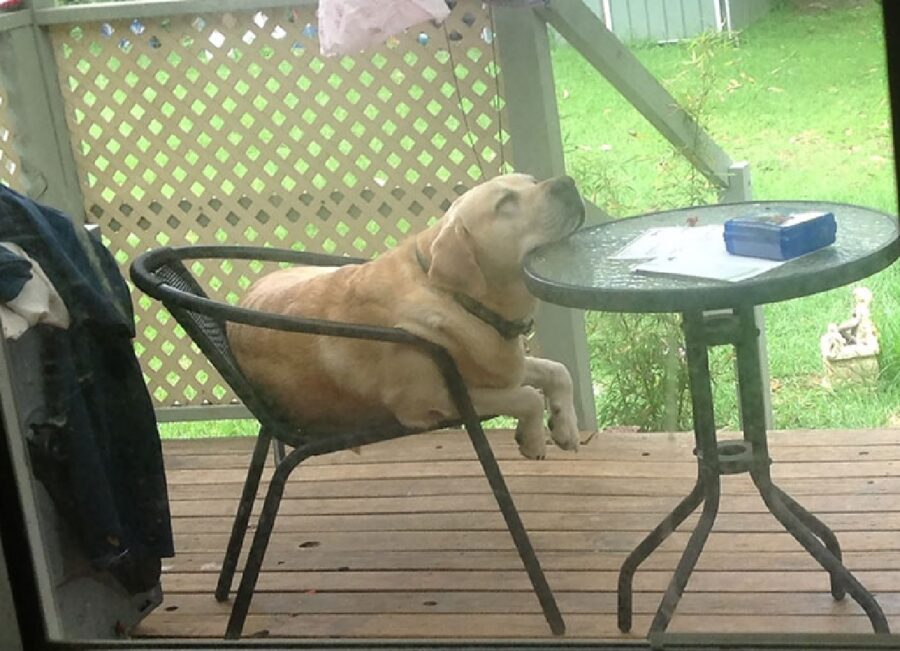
[524, 200, 899, 636]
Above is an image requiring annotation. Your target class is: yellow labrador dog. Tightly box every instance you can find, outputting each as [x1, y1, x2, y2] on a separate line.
[227, 174, 584, 459]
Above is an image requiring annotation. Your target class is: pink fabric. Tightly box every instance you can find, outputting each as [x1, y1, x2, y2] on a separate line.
[318, 0, 451, 57]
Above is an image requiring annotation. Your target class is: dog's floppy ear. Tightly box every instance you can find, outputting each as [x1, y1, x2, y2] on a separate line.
[428, 218, 487, 297]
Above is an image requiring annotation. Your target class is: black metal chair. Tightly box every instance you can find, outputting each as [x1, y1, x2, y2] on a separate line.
[130, 245, 564, 639]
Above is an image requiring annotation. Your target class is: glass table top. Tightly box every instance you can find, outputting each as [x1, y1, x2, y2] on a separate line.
[524, 201, 899, 313]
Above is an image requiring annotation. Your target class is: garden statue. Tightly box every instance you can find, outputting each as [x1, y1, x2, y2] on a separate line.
[819, 286, 880, 388]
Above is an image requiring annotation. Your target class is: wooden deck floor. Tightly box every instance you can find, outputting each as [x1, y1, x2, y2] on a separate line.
[135, 427, 900, 640]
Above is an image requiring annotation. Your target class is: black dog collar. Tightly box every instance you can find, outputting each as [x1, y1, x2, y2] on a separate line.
[415, 246, 534, 340]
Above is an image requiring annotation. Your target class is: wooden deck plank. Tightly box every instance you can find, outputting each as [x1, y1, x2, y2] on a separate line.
[141, 590, 900, 616]
[169, 529, 900, 553]
[161, 442, 900, 465]
[167, 492, 900, 515]
[135, 612, 896, 638]
[135, 428, 900, 640]
[160, 549, 900, 573]
[162, 459, 900, 483]
[158, 427, 900, 454]
[167, 511, 900, 533]
[156, 568, 900, 593]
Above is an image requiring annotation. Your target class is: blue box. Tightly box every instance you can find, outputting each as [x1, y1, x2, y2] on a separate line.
[723, 211, 836, 261]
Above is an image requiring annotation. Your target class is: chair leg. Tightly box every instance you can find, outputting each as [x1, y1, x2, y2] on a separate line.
[465, 418, 566, 636]
[225, 445, 309, 639]
[215, 427, 272, 602]
[273, 439, 287, 465]
[433, 349, 565, 636]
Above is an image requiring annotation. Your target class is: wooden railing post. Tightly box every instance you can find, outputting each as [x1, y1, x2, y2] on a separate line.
[0, 0, 84, 221]
[493, 6, 598, 432]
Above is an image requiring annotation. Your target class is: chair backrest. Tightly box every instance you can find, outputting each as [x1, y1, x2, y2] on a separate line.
[150, 259, 299, 439]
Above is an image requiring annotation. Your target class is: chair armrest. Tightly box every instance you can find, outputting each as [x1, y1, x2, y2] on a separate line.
[135, 244, 368, 270]
[131, 247, 416, 344]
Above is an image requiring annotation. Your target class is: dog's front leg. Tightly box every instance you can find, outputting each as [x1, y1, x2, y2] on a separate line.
[522, 357, 580, 452]
[467, 387, 549, 460]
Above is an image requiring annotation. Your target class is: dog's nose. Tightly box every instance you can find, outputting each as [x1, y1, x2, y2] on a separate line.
[551, 175, 576, 189]
[549, 175, 585, 223]
[549, 175, 578, 201]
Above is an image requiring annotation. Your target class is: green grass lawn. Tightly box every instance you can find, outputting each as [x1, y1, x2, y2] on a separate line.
[553, 0, 899, 430]
[161, 0, 897, 439]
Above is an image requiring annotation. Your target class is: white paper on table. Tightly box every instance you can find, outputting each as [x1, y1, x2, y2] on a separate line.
[610, 225, 724, 260]
[613, 225, 787, 282]
[633, 249, 786, 282]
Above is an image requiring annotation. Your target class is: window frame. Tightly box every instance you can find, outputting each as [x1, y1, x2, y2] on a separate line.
[2, 1, 900, 650]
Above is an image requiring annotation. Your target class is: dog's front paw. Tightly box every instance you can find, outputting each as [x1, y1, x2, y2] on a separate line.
[515, 422, 546, 460]
[547, 406, 580, 452]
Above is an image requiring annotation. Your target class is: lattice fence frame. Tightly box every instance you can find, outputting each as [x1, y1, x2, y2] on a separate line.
[0, 22, 27, 194]
[46, 0, 512, 414]
[0, 85, 24, 193]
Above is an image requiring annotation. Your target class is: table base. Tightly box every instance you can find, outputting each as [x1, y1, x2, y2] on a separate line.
[616, 308, 890, 636]
[617, 446, 889, 635]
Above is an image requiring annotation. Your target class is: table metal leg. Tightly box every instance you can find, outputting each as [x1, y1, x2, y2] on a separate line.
[771, 484, 846, 600]
[753, 471, 889, 633]
[649, 470, 720, 634]
[624, 311, 723, 634]
[618, 479, 705, 632]
[733, 305, 886, 633]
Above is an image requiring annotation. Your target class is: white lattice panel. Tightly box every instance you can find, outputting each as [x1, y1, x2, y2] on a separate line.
[50, 1, 510, 408]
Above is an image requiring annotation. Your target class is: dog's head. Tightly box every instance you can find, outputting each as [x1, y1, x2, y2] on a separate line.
[427, 174, 585, 295]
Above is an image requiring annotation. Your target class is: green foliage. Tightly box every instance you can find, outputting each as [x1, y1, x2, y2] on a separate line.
[588, 313, 692, 431]
[158, 419, 257, 439]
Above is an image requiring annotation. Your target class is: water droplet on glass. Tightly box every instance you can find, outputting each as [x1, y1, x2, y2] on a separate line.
[417, 32, 429, 45]
[290, 41, 305, 55]
[118, 37, 132, 52]
[100, 23, 114, 38]
[462, 12, 476, 27]
[303, 23, 318, 38]
[130, 19, 145, 35]
[481, 27, 494, 44]
[191, 16, 206, 32]
[149, 35, 161, 49]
